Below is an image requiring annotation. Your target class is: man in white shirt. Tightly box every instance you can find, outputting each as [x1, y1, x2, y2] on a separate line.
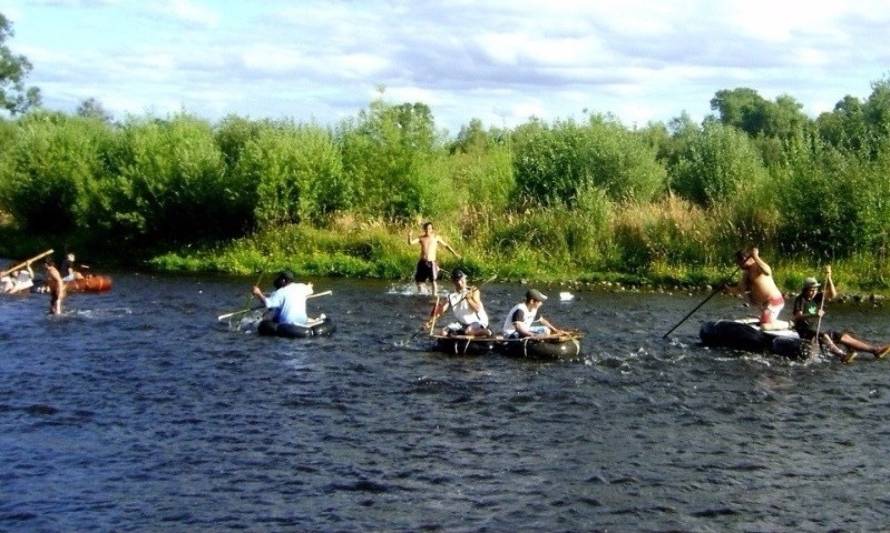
[252, 271, 314, 326]
[433, 269, 491, 336]
[502, 289, 564, 338]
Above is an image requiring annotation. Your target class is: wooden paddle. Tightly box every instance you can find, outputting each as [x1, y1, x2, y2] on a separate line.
[811, 271, 829, 355]
[663, 265, 742, 339]
[1, 249, 53, 277]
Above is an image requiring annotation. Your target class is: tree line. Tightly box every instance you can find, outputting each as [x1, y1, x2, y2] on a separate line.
[2, 13, 890, 284]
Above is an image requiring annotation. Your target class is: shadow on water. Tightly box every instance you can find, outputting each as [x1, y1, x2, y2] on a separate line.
[2, 273, 890, 530]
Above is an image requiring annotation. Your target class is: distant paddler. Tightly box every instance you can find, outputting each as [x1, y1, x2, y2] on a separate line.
[1, 264, 35, 295]
[60, 252, 89, 282]
[1, 249, 52, 294]
[407, 221, 460, 295]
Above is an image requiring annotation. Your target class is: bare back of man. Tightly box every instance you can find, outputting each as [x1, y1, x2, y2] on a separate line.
[736, 248, 784, 325]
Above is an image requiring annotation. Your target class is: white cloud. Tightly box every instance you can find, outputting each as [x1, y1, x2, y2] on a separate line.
[8, 0, 890, 132]
[159, 0, 220, 28]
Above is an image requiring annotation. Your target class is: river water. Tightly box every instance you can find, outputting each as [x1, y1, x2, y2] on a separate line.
[2, 273, 890, 531]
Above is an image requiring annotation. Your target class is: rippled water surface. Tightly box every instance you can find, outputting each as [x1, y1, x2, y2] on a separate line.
[3, 273, 890, 531]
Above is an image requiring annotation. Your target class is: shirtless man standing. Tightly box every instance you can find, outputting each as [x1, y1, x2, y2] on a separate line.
[735, 247, 784, 327]
[44, 258, 65, 315]
[408, 221, 460, 295]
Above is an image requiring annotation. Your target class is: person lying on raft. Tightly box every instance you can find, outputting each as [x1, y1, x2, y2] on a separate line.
[792, 266, 890, 363]
[251, 271, 317, 329]
[429, 269, 492, 337]
[732, 247, 785, 328]
[502, 289, 567, 339]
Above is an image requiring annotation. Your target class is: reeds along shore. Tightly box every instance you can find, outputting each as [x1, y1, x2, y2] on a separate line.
[3, 83, 890, 292]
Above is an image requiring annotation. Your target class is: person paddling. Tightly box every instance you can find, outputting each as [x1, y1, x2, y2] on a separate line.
[251, 271, 316, 328]
[502, 289, 566, 338]
[60, 252, 87, 282]
[733, 247, 784, 328]
[430, 269, 491, 337]
[792, 266, 890, 363]
[408, 221, 460, 295]
[1, 264, 34, 294]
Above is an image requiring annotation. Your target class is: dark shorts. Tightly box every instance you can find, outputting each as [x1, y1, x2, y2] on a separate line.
[797, 323, 849, 343]
[414, 260, 438, 283]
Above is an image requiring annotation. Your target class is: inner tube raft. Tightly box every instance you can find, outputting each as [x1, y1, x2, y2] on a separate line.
[66, 275, 112, 293]
[700, 319, 802, 358]
[496, 334, 583, 359]
[258, 316, 335, 338]
[431, 334, 498, 355]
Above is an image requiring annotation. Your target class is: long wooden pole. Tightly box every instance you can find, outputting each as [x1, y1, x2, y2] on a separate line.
[663, 265, 741, 339]
[217, 290, 333, 321]
[1, 249, 53, 278]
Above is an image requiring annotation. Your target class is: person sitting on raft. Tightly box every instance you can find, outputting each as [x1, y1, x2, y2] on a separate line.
[1, 264, 34, 294]
[502, 289, 565, 338]
[792, 266, 890, 363]
[733, 247, 784, 328]
[430, 269, 491, 337]
[59, 252, 87, 282]
[251, 271, 316, 331]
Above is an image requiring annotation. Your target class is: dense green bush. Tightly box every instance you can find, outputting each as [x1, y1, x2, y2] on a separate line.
[235, 124, 348, 228]
[5, 84, 890, 289]
[0, 112, 111, 234]
[337, 99, 442, 219]
[670, 122, 769, 206]
[512, 116, 665, 206]
[99, 114, 237, 243]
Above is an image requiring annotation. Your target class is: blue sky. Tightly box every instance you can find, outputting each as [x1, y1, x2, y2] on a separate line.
[2, 0, 889, 134]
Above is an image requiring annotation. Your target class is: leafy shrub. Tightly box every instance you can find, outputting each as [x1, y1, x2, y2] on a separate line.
[512, 115, 666, 206]
[235, 124, 348, 228]
[670, 122, 769, 206]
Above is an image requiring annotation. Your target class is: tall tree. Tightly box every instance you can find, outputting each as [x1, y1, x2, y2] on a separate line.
[0, 13, 41, 115]
[76, 97, 113, 123]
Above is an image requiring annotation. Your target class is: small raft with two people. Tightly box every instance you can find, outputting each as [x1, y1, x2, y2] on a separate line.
[431, 332, 584, 359]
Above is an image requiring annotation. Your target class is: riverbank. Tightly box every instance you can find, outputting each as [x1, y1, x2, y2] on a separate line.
[145, 222, 889, 298]
[4, 219, 888, 299]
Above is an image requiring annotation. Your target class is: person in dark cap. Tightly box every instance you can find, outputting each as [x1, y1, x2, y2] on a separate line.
[430, 269, 491, 336]
[251, 270, 315, 326]
[501, 288, 565, 338]
[792, 265, 890, 363]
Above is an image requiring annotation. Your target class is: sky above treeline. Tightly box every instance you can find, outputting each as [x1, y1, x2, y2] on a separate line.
[2, 0, 890, 134]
